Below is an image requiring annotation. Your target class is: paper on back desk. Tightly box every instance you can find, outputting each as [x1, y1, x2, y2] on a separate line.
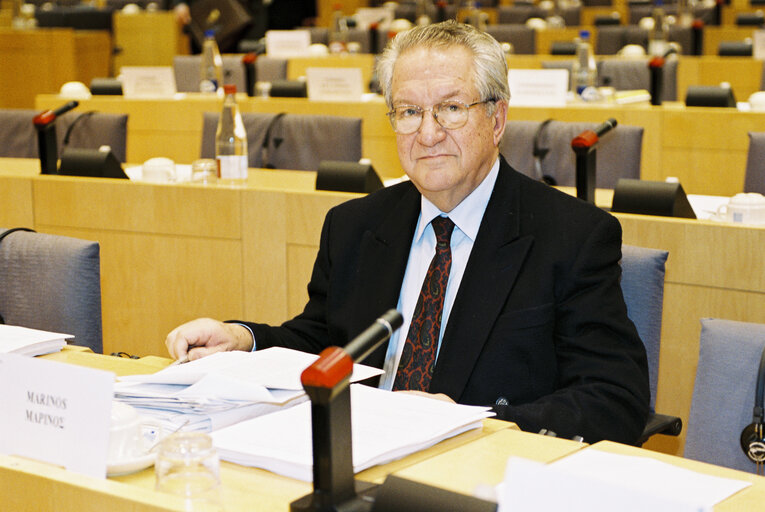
[118, 346, 384, 389]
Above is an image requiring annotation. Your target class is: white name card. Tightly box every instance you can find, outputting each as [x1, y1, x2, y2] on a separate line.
[266, 29, 311, 57]
[0, 353, 115, 478]
[354, 7, 394, 29]
[753, 29, 765, 60]
[307, 67, 364, 102]
[508, 69, 569, 107]
[120, 66, 177, 98]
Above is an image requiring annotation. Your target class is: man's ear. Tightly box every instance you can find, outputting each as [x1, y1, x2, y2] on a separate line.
[492, 100, 508, 147]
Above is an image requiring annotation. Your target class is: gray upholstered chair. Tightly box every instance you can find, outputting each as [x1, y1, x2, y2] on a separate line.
[200, 112, 362, 171]
[744, 132, 765, 195]
[500, 120, 643, 189]
[0, 109, 128, 162]
[685, 318, 765, 473]
[620, 245, 682, 445]
[599, 57, 678, 101]
[0, 228, 103, 353]
[174, 55, 288, 93]
[497, 4, 581, 26]
[485, 25, 536, 54]
[596, 25, 693, 55]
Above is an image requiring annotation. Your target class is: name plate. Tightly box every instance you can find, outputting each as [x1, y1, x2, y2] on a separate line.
[307, 67, 364, 101]
[120, 66, 177, 98]
[266, 29, 311, 57]
[0, 353, 115, 478]
[508, 69, 569, 107]
[754, 29, 765, 60]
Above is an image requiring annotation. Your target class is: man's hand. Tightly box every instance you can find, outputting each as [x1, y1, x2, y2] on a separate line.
[395, 390, 456, 403]
[165, 318, 254, 361]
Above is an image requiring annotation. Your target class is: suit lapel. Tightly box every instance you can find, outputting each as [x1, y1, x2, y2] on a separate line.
[351, 184, 421, 367]
[430, 160, 534, 399]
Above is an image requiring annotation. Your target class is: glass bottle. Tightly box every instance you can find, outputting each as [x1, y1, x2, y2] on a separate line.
[648, 0, 670, 57]
[571, 29, 597, 98]
[328, 3, 348, 54]
[215, 85, 248, 185]
[200, 30, 223, 94]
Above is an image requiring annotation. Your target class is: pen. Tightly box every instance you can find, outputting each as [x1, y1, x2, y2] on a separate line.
[169, 355, 189, 366]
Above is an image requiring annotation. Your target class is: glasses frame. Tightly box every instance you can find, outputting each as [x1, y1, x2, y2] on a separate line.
[386, 99, 494, 134]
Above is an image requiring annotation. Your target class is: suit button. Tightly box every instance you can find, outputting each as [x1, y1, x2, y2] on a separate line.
[495, 397, 509, 406]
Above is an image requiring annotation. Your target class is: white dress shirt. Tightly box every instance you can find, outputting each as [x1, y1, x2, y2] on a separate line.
[378, 158, 500, 391]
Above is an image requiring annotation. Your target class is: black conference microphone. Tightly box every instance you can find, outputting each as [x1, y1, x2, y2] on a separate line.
[593, 117, 618, 138]
[33, 100, 79, 127]
[344, 309, 403, 364]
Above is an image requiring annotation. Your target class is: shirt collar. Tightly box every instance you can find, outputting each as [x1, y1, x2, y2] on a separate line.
[415, 157, 500, 243]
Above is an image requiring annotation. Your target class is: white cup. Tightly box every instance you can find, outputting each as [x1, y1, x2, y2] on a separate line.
[108, 401, 145, 463]
[716, 193, 765, 225]
[142, 157, 176, 183]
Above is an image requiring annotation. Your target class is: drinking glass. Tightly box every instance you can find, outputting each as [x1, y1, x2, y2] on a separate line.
[155, 432, 224, 511]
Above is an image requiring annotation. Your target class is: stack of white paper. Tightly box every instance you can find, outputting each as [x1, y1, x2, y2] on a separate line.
[0, 324, 70, 356]
[115, 347, 384, 433]
[498, 450, 752, 512]
[211, 384, 495, 481]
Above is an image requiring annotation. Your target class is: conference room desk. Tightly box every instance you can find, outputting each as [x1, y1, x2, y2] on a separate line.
[397, 433, 765, 510]
[1, 28, 111, 109]
[35, 93, 403, 182]
[2, 158, 765, 460]
[36, 92, 765, 195]
[113, 11, 189, 70]
[508, 53, 764, 109]
[1, 347, 517, 512]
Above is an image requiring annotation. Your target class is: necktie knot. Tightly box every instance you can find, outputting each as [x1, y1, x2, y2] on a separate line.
[432, 216, 454, 249]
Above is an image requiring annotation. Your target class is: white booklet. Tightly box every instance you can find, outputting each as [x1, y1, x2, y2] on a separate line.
[0, 324, 70, 356]
[211, 384, 494, 481]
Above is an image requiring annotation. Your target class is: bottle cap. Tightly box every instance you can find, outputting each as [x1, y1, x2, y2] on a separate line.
[204, 29, 215, 38]
[223, 84, 237, 95]
[579, 29, 590, 39]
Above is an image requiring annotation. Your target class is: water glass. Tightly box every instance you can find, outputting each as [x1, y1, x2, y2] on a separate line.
[155, 432, 224, 511]
[192, 159, 218, 184]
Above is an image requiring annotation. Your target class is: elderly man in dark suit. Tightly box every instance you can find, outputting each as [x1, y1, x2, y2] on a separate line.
[166, 21, 649, 445]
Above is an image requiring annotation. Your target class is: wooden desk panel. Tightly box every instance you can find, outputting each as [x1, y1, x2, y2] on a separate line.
[113, 11, 189, 70]
[0, 28, 110, 108]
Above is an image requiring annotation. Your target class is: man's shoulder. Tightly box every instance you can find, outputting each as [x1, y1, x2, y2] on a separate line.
[331, 179, 418, 216]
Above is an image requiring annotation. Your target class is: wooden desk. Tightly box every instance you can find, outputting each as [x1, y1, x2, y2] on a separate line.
[35, 94, 403, 181]
[2, 158, 764, 460]
[113, 11, 189, 70]
[0, 347, 512, 512]
[0, 28, 111, 108]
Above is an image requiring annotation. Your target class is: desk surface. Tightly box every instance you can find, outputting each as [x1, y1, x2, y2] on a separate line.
[5, 348, 765, 511]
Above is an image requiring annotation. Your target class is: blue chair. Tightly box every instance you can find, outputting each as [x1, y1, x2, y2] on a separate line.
[685, 318, 765, 473]
[620, 245, 683, 445]
[0, 228, 103, 353]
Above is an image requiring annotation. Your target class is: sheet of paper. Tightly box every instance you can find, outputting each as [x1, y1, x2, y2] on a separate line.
[0, 324, 70, 356]
[119, 347, 383, 390]
[498, 449, 751, 512]
[0, 353, 114, 478]
[211, 384, 494, 481]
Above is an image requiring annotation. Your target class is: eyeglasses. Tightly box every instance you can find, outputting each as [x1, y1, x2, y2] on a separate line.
[386, 100, 494, 135]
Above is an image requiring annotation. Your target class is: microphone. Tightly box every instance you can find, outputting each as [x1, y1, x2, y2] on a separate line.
[33, 100, 79, 127]
[344, 309, 403, 363]
[593, 118, 617, 138]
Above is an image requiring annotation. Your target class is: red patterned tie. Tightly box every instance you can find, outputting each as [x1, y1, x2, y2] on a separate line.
[393, 216, 455, 391]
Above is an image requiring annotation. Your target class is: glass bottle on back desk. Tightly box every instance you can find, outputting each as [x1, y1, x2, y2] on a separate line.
[215, 85, 248, 185]
[200, 29, 223, 94]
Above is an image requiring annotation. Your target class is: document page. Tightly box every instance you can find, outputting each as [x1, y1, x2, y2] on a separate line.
[211, 384, 494, 481]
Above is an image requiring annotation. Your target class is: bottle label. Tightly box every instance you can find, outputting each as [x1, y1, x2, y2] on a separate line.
[217, 155, 248, 181]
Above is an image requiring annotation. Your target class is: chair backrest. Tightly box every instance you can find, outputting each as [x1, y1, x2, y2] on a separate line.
[598, 57, 678, 102]
[200, 112, 362, 171]
[485, 25, 536, 54]
[0, 228, 103, 353]
[620, 245, 668, 412]
[500, 120, 643, 188]
[745, 132, 765, 195]
[0, 109, 128, 163]
[685, 318, 765, 473]
[174, 55, 247, 93]
[596, 25, 693, 55]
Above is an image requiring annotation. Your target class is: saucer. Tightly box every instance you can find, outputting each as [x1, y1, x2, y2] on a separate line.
[107, 450, 156, 477]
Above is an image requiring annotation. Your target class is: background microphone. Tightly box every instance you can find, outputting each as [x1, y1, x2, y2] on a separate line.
[593, 118, 617, 138]
[344, 309, 403, 363]
[33, 100, 79, 127]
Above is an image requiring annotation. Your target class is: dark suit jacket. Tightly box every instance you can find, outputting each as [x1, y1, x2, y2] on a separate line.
[244, 157, 650, 444]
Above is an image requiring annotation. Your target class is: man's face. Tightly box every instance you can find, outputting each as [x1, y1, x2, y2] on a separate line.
[390, 45, 507, 212]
